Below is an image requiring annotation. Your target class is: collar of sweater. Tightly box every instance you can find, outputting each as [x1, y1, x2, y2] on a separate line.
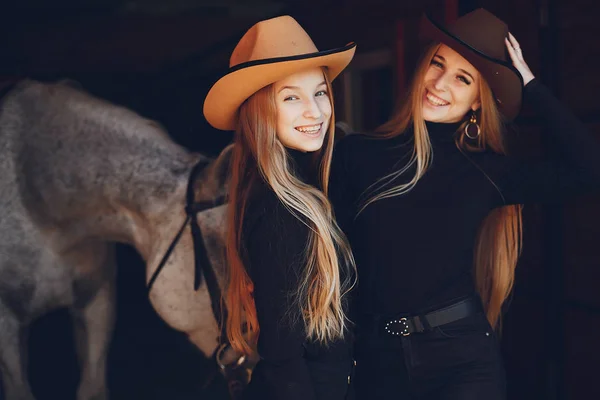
[424, 120, 463, 144]
[286, 147, 319, 186]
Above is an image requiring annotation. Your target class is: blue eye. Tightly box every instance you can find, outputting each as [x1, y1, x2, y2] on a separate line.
[431, 60, 443, 68]
[284, 95, 299, 101]
[315, 90, 328, 97]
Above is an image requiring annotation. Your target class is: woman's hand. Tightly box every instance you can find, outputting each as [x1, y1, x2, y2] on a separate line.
[505, 32, 535, 85]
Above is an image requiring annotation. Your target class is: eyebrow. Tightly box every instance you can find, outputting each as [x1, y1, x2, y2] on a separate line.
[277, 80, 327, 93]
[434, 55, 475, 81]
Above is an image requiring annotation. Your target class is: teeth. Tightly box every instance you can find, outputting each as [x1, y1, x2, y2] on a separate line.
[426, 91, 449, 106]
[296, 124, 321, 133]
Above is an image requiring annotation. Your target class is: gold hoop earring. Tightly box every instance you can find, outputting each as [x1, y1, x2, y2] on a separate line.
[465, 111, 480, 139]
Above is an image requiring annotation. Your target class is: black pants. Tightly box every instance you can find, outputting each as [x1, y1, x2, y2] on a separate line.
[353, 311, 506, 400]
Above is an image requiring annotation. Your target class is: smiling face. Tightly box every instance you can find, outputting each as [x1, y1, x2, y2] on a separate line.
[274, 67, 332, 152]
[422, 44, 481, 123]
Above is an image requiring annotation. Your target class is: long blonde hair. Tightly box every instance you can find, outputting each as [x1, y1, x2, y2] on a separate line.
[226, 69, 356, 355]
[363, 44, 522, 328]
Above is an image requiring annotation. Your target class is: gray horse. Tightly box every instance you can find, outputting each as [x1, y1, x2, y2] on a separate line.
[0, 80, 235, 400]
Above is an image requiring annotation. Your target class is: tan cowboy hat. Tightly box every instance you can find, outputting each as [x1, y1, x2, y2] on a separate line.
[203, 15, 356, 131]
[420, 8, 524, 121]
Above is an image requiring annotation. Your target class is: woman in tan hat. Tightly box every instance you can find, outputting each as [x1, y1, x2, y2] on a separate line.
[330, 8, 600, 399]
[203, 16, 357, 400]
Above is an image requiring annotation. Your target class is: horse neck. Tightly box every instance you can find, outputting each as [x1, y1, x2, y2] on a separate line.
[84, 136, 201, 259]
[8, 81, 204, 259]
[55, 130, 199, 260]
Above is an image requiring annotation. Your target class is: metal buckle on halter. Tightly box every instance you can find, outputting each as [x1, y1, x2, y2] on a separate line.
[384, 317, 411, 337]
[216, 342, 247, 371]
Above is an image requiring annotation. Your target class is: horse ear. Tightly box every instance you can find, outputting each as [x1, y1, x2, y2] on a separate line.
[196, 144, 233, 199]
[212, 144, 233, 187]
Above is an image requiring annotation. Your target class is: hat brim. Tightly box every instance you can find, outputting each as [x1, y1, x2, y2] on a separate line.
[203, 42, 357, 131]
[420, 15, 523, 121]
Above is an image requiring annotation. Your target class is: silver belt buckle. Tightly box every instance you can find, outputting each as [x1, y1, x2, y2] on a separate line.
[384, 317, 410, 336]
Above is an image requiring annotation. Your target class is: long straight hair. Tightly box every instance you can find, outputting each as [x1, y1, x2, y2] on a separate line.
[363, 44, 522, 328]
[226, 68, 356, 355]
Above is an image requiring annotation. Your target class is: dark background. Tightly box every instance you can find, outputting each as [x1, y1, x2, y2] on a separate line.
[1, 0, 599, 399]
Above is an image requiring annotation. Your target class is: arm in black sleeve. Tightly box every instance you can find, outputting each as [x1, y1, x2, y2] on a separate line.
[245, 198, 316, 400]
[488, 79, 600, 204]
[329, 135, 357, 233]
[526, 78, 600, 179]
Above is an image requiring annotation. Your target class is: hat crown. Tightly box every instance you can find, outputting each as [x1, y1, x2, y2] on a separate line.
[447, 9, 509, 62]
[229, 16, 319, 68]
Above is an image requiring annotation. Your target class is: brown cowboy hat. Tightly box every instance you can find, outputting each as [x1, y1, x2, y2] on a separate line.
[203, 15, 356, 131]
[420, 8, 524, 121]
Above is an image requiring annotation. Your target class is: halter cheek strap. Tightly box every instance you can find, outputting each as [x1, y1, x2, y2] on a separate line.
[146, 159, 250, 392]
[147, 160, 226, 322]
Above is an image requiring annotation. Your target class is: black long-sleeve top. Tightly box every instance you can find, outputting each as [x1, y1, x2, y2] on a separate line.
[241, 150, 353, 400]
[330, 79, 600, 317]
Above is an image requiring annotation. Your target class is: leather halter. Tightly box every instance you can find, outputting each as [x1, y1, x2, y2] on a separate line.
[147, 160, 226, 326]
[145, 160, 250, 394]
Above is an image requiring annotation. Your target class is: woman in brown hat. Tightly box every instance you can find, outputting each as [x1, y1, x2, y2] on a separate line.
[203, 16, 357, 400]
[330, 8, 600, 399]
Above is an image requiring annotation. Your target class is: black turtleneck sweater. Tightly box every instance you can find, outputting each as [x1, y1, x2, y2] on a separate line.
[241, 149, 353, 400]
[330, 79, 600, 317]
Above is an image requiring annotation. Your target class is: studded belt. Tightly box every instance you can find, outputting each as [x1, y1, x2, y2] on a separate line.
[381, 296, 481, 337]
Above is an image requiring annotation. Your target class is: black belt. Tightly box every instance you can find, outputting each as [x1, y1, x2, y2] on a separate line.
[362, 296, 481, 338]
